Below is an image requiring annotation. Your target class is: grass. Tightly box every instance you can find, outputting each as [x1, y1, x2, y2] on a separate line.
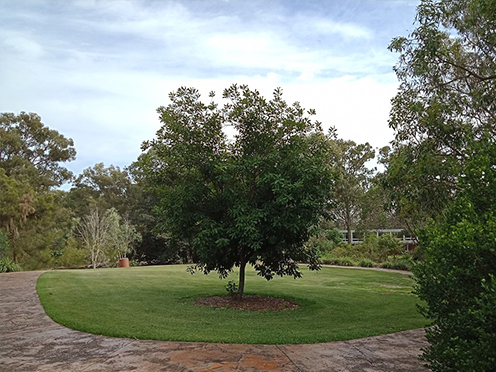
[37, 265, 426, 344]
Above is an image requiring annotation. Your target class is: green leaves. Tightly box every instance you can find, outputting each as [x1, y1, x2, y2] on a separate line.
[0, 112, 76, 189]
[328, 139, 375, 242]
[387, 4, 496, 368]
[414, 136, 496, 371]
[385, 0, 496, 227]
[137, 85, 333, 295]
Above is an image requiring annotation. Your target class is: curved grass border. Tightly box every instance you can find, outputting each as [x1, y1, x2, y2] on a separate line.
[37, 265, 426, 344]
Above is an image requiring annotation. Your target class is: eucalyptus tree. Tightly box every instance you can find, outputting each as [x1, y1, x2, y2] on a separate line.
[384, 0, 496, 227]
[138, 85, 333, 298]
[328, 139, 375, 244]
[0, 112, 76, 266]
[67, 163, 135, 218]
[0, 112, 76, 190]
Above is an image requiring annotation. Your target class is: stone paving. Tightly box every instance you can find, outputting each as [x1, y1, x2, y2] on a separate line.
[0, 270, 429, 372]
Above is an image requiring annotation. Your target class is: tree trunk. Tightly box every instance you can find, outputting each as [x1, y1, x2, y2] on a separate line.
[346, 205, 353, 245]
[237, 249, 247, 300]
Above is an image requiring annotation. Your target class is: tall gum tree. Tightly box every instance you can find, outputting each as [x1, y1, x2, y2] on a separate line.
[384, 0, 496, 229]
[0, 112, 76, 265]
[0, 112, 76, 190]
[328, 139, 375, 244]
[138, 85, 334, 298]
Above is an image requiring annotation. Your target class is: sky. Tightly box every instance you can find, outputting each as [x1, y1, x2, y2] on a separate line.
[0, 0, 420, 183]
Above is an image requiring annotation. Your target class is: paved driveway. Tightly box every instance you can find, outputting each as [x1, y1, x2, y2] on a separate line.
[0, 271, 429, 371]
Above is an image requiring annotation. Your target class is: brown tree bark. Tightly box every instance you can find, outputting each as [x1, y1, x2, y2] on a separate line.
[237, 248, 247, 300]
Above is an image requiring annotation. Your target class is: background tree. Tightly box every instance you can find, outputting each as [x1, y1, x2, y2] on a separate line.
[138, 85, 333, 298]
[66, 163, 134, 217]
[0, 229, 8, 259]
[0, 228, 21, 273]
[75, 208, 112, 269]
[358, 178, 403, 232]
[75, 208, 141, 268]
[384, 0, 496, 228]
[355, 146, 409, 235]
[328, 139, 375, 244]
[0, 169, 35, 263]
[1, 113, 76, 267]
[128, 161, 183, 264]
[0, 112, 76, 189]
[66, 162, 162, 264]
[107, 210, 142, 260]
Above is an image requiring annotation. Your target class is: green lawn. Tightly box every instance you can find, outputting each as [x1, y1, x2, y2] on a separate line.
[37, 265, 426, 344]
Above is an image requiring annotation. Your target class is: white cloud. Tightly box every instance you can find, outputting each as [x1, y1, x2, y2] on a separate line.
[0, 0, 417, 179]
[240, 74, 398, 149]
[298, 69, 315, 81]
[1, 28, 45, 60]
[310, 19, 373, 39]
[64, 1, 384, 78]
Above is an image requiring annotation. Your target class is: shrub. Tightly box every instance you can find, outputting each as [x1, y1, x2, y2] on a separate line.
[377, 234, 403, 260]
[414, 137, 496, 371]
[310, 237, 335, 254]
[380, 258, 412, 271]
[329, 244, 353, 258]
[53, 241, 87, 268]
[358, 258, 375, 268]
[225, 280, 238, 297]
[324, 228, 344, 245]
[321, 256, 357, 267]
[345, 243, 372, 260]
[415, 200, 496, 371]
[0, 229, 9, 259]
[307, 228, 344, 255]
[361, 232, 378, 258]
[360, 232, 404, 262]
[0, 258, 21, 273]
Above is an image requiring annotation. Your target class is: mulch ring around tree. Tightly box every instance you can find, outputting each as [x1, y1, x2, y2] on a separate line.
[195, 295, 299, 311]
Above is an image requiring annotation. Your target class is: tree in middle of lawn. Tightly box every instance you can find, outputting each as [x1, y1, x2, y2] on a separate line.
[137, 85, 334, 298]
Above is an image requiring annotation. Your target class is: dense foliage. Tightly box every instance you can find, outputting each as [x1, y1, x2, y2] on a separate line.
[0, 112, 76, 189]
[0, 228, 21, 272]
[387, 0, 496, 370]
[384, 0, 496, 230]
[414, 137, 496, 371]
[0, 113, 76, 266]
[137, 85, 334, 297]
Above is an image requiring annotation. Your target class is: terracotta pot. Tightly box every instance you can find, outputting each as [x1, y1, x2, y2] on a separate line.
[118, 258, 130, 267]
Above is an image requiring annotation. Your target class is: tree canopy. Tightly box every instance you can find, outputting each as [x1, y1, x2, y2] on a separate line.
[384, 0, 496, 228]
[328, 139, 375, 244]
[0, 112, 76, 189]
[1, 112, 76, 265]
[137, 85, 334, 298]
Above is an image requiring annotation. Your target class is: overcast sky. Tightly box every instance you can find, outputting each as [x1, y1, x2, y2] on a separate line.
[0, 0, 419, 182]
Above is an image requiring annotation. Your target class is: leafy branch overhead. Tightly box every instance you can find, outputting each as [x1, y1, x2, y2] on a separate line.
[384, 0, 496, 229]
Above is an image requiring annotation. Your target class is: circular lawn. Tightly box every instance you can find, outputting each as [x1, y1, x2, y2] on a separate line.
[36, 265, 425, 344]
